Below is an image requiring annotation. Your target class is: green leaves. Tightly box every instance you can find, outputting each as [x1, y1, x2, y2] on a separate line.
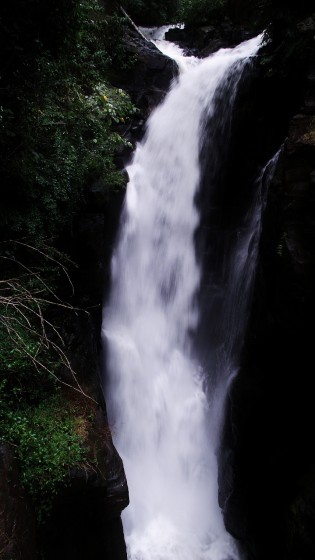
[0, 0, 136, 243]
[121, 0, 180, 25]
[1, 395, 88, 522]
[0, 242, 95, 522]
[0, 0, 136, 527]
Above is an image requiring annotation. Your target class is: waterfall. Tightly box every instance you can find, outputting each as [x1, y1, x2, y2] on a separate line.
[139, 25, 198, 72]
[102, 34, 264, 560]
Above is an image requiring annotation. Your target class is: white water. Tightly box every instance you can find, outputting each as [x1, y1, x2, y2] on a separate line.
[102, 34, 263, 560]
[139, 25, 198, 72]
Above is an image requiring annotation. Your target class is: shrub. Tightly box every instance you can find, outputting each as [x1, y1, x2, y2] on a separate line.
[1, 394, 89, 521]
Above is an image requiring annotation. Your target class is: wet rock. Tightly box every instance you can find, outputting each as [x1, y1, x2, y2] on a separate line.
[108, 22, 178, 146]
[165, 23, 253, 58]
[220, 32, 315, 560]
[37, 393, 129, 560]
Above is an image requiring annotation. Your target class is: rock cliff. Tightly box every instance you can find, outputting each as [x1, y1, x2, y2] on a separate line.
[220, 15, 315, 560]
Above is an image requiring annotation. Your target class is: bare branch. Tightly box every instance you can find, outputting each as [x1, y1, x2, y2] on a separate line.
[0, 241, 97, 405]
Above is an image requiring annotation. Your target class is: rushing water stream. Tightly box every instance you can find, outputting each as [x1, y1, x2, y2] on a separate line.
[102, 30, 264, 560]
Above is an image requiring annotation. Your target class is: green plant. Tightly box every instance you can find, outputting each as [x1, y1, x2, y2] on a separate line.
[1, 73, 135, 241]
[121, 0, 180, 25]
[1, 394, 89, 522]
[0, 0, 137, 243]
[0, 0, 137, 526]
[177, 0, 228, 25]
[0, 239, 100, 523]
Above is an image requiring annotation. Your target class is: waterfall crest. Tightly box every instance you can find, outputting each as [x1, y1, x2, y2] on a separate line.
[102, 34, 263, 560]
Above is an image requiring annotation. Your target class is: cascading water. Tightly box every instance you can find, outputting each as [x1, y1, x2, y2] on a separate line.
[102, 33, 264, 560]
[139, 25, 198, 71]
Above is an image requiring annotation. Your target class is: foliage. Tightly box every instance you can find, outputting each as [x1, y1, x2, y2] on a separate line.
[121, 0, 180, 25]
[0, 241, 96, 521]
[0, 2, 137, 521]
[0, 394, 89, 521]
[0, 75, 135, 241]
[0, 0, 137, 243]
[177, 0, 228, 26]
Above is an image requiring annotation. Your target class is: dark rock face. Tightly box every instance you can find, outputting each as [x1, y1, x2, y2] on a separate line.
[108, 23, 178, 149]
[219, 24, 315, 560]
[194, 42, 302, 369]
[165, 23, 254, 58]
[38, 406, 129, 560]
[122, 27, 177, 110]
[0, 445, 36, 560]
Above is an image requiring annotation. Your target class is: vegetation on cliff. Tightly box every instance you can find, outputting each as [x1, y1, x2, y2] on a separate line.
[120, 0, 262, 27]
[0, 0, 136, 243]
[0, 0, 136, 523]
[121, 0, 314, 34]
